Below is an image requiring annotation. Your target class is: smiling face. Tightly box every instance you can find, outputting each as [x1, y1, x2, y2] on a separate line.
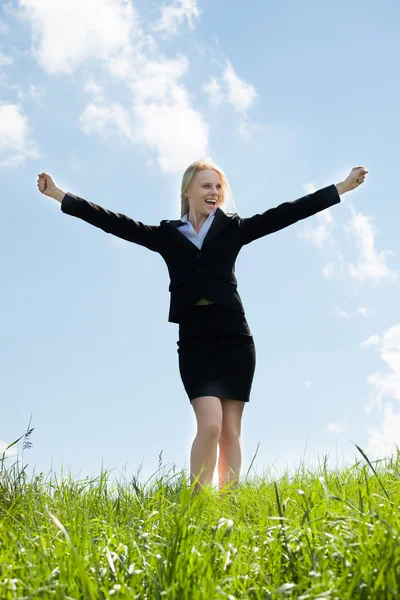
[186, 169, 224, 217]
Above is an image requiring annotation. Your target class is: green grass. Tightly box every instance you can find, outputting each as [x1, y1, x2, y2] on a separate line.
[2, 436, 400, 599]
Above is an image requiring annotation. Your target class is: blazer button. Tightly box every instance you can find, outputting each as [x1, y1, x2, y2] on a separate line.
[197, 252, 203, 258]
[196, 267, 203, 273]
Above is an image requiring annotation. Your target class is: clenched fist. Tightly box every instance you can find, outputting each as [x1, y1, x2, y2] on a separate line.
[37, 172, 58, 197]
[344, 166, 369, 191]
[37, 172, 65, 203]
[335, 166, 369, 196]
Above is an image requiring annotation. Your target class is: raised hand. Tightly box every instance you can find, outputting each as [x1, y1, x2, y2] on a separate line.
[37, 172, 58, 197]
[343, 166, 369, 192]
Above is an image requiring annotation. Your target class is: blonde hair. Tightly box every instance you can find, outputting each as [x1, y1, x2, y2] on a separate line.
[180, 157, 237, 218]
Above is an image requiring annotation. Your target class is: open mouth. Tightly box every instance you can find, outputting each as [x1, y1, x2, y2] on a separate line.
[205, 199, 216, 206]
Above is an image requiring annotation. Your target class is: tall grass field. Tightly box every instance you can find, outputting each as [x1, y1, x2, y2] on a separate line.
[1, 432, 400, 599]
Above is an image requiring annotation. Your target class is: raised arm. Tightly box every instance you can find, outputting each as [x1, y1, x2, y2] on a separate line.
[239, 166, 368, 246]
[37, 172, 161, 253]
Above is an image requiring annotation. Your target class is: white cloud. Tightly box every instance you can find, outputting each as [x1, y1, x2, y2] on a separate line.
[322, 262, 335, 279]
[303, 183, 317, 194]
[297, 183, 336, 248]
[328, 305, 372, 319]
[361, 323, 400, 413]
[152, 0, 201, 37]
[79, 102, 135, 143]
[84, 53, 209, 172]
[18, 0, 141, 75]
[344, 204, 398, 282]
[223, 61, 258, 113]
[0, 439, 17, 458]
[27, 84, 45, 106]
[0, 103, 40, 168]
[204, 60, 258, 116]
[298, 209, 334, 247]
[0, 52, 13, 66]
[324, 419, 348, 434]
[107, 52, 209, 171]
[84, 79, 104, 102]
[203, 61, 259, 139]
[296, 183, 397, 291]
[202, 77, 223, 108]
[360, 334, 380, 349]
[19, 0, 209, 172]
[132, 99, 208, 172]
[356, 307, 372, 317]
[329, 305, 351, 319]
[366, 403, 400, 458]
[123, 54, 190, 103]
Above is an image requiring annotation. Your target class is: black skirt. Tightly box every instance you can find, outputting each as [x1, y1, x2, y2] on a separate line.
[177, 303, 256, 403]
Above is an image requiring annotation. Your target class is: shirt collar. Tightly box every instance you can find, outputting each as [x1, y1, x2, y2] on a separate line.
[180, 211, 216, 224]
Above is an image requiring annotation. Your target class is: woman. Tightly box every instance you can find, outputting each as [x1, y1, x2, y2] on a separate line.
[37, 159, 368, 493]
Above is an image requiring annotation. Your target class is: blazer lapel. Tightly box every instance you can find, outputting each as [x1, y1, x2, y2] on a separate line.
[202, 208, 232, 247]
[161, 219, 198, 251]
[161, 208, 233, 250]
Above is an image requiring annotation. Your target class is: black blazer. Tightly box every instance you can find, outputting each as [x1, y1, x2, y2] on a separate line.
[60, 184, 341, 323]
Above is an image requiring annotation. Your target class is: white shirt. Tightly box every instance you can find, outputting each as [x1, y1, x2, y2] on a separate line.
[177, 211, 217, 305]
[177, 211, 216, 250]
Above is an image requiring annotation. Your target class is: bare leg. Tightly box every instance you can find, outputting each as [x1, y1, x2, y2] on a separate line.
[218, 434, 242, 491]
[190, 432, 219, 490]
[217, 399, 245, 492]
[190, 396, 223, 492]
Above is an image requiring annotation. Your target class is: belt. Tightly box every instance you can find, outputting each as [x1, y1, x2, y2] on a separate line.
[195, 298, 217, 306]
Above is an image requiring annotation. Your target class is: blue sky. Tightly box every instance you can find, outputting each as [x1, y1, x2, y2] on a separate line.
[1, 0, 399, 486]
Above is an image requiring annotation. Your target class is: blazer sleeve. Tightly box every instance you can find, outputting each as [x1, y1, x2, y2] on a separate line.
[61, 193, 161, 253]
[239, 184, 341, 245]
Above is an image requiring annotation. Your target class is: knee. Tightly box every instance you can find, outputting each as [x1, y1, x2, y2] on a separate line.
[197, 422, 222, 440]
[219, 428, 241, 443]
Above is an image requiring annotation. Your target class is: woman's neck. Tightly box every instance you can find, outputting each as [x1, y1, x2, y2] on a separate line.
[188, 208, 216, 233]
